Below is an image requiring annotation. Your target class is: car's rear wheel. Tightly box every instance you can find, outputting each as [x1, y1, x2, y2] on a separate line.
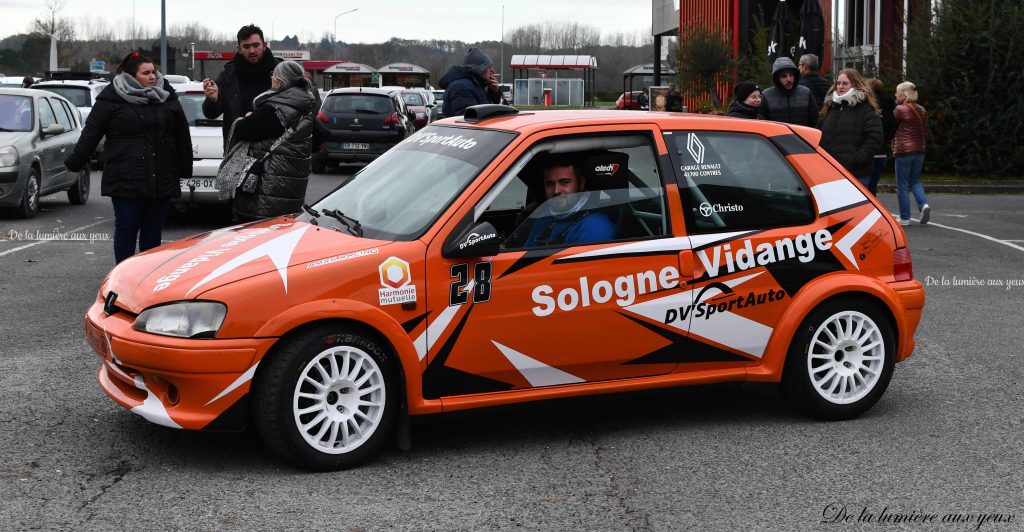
[18, 166, 41, 218]
[67, 164, 90, 205]
[253, 325, 398, 470]
[782, 298, 895, 420]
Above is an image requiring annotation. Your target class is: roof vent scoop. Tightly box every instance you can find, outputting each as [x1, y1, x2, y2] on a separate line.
[462, 104, 519, 122]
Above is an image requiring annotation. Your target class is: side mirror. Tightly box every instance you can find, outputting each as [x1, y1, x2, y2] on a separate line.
[443, 221, 500, 259]
[41, 123, 65, 137]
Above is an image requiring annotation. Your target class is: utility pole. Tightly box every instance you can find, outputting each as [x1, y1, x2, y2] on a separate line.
[500, 4, 505, 84]
[131, 0, 136, 50]
[160, 0, 167, 72]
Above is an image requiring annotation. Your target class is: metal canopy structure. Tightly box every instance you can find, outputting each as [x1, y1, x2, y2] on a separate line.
[509, 55, 598, 107]
[323, 62, 377, 89]
[623, 63, 676, 99]
[377, 63, 431, 88]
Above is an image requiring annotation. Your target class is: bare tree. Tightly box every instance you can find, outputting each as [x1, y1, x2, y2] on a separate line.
[31, 0, 76, 42]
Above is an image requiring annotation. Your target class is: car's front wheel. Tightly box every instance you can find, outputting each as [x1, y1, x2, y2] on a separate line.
[253, 325, 399, 470]
[67, 164, 90, 205]
[18, 166, 41, 218]
[782, 298, 895, 420]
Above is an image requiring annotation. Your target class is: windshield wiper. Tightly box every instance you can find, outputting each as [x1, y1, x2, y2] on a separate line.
[301, 203, 320, 226]
[0, 127, 13, 132]
[321, 208, 362, 237]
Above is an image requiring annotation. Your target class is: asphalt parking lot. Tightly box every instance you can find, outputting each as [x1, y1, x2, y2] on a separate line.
[1, 171, 1022, 530]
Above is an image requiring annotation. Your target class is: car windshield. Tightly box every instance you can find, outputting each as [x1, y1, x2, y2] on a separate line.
[35, 86, 90, 107]
[324, 94, 393, 114]
[0, 95, 33, 131]
[401, 93, 424, 106]
[177, 92, 222, 126]
[304, 125, 517, 240]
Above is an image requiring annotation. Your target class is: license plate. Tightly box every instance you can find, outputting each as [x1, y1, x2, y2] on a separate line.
[183, 178, 216, 191]
[341, 143, 369, 150]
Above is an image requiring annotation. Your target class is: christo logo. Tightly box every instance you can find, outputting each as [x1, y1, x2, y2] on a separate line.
[378, 257, 417, 305]
[699, 202, 744, 217]
[686, 133, 705, 164]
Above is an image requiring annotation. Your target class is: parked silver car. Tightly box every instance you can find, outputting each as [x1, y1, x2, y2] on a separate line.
[0, 88, 89, 218]
[32, 78, 108, 164]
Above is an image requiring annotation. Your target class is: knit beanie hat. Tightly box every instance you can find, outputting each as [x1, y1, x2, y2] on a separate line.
[734, 81, 760, 102]
[273, 60, 305, 86]
[463, 48, 493, 77]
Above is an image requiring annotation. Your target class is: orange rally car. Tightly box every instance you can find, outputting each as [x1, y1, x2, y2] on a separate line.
[85, 105, 925, 470]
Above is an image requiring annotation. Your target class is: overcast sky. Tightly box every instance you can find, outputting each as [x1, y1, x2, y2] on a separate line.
[0, 0, 653, 44]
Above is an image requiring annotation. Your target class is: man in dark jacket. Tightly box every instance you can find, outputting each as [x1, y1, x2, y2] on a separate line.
[665, 83, 684, 112]
[439, 48, 501, 118]
[798, 54, 830, 109]
[201, 24, 281, 144]
[760, 57, 818, 127]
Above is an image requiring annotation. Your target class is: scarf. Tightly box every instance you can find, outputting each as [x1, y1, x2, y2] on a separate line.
[112, 72, 169, 105]
[549, 192, 591, 220]
[831, 88, 866, 107]
[233, 48, 278, 83]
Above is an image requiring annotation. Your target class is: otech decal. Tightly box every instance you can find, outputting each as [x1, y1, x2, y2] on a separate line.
[698, 229, 833, 278]
[593, 163, 619, 176]
[412, 131, 478, 150]
[531, 266, 680, 317]
[378, 257, 417, 305]
[663, 283, 786, 325]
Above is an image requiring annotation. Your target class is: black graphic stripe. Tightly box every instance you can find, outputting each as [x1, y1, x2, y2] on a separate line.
[770, 133, 816, 156]
[819, 199, 872, 218]
[552, 249, 681, 265]
[499, 247, 561, 279]
[619, 313, 752, 364]
[401, 312, 430, 334]
[421, 306, 514, 399]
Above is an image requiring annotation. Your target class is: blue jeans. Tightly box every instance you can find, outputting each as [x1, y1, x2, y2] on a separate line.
[865, 156, 886, 196]
[111, 197, 170, 263]
[895, 154, 928, 221]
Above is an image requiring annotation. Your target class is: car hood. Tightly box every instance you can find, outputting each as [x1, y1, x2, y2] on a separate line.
[104, 217, 392, 313]
[0, 131, 30, 146]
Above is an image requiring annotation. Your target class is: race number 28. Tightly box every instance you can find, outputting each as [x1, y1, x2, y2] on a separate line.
[449, 262, 492, 306]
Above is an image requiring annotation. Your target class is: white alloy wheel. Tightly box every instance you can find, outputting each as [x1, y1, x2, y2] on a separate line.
[292, 345, 386, 454]
[806, 310, 885, 405]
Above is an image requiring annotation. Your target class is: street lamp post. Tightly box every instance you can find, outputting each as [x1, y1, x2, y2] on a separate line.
[334, 8, 359, 60]
[500, 4, 505, 84]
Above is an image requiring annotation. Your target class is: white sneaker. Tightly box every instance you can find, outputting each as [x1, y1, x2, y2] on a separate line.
[899, 219, 911, 226]
[920, 204, 931, 225]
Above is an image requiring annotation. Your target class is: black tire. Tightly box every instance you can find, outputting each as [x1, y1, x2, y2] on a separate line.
[311, 157, 327, 174]
[18, 166, 41, 219]
[781, 298, 895, 420]
[67, 164, 90, 205]
[253, 324, 399, 470]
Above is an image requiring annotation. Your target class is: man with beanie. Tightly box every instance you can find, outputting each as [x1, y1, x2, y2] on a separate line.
[760, 56, 818, 127]
[439, 48, 501, 118]
[726, 81, 763, 119]
[202, 24, 281, 144]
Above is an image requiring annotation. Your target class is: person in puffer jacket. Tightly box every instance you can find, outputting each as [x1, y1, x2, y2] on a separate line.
[439, 48, 502, 118]
[229, 60, 315, 220]
[760, 57, 819, 126]
[817, 68, 883, 186]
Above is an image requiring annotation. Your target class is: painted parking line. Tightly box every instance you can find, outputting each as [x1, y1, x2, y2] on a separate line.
[0, 218, 110, 258]
[900, 216, 1024, 254]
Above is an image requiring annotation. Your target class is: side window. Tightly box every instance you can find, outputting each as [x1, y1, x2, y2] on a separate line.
[475, 134, 669, 251]
[667, 131, 814, 233]
[60, 100, 79, 127]
[38, 98, 57, 129]
[50, 98, 73, 130]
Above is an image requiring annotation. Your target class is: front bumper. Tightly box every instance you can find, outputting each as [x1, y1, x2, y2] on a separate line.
[85, 299, 276, 430]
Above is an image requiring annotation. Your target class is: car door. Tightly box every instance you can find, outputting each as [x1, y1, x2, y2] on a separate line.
[420, 126, 683, 400]
[663, 129, 825, 363]
[47, 97, 76, 188]
[34, 97, 64, 188]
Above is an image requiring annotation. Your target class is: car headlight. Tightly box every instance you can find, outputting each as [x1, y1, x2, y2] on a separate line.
[133, 301, 226, 339]
[0, 146, 18, 168]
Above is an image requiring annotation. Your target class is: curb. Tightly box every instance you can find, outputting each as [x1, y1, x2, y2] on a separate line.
[876, 182, 1024, 195]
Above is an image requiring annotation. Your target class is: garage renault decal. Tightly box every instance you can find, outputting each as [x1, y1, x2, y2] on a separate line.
[179, 224, 309, 296]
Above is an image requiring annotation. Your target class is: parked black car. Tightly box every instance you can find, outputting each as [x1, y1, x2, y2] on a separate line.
[313, 87, 416, 172]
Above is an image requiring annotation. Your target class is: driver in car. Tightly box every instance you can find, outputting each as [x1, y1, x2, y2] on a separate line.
[522, 161, 615, 247]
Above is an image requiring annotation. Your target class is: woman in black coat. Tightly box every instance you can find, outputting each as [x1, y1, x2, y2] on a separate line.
[726, 81, 764, 119]
[65, 52, 191, 263]
[817, 68, 883, 184]
[228, 60, 315, 221]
